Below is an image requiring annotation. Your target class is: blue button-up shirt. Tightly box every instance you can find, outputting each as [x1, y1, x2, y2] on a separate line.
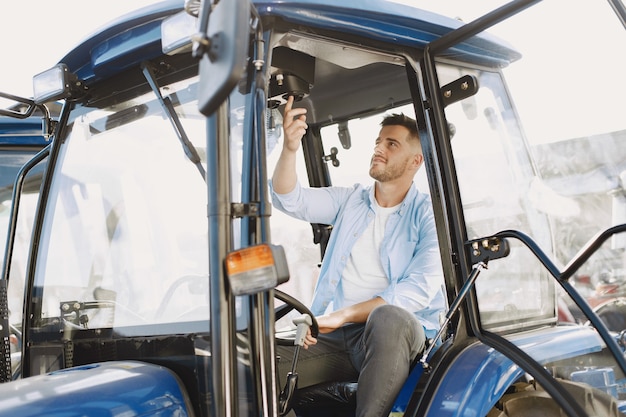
[270, 181, 446, 338]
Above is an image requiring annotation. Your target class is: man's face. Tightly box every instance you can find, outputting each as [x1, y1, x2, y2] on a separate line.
[369, 125, 421, 183]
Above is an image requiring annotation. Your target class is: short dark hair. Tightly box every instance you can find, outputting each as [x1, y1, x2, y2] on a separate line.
[380, 113, 419, 142]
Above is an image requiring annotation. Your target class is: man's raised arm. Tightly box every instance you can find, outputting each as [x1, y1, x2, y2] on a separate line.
[271, 95, 308, 194]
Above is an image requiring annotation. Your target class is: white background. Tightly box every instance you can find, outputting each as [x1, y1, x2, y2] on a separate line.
[0, 1, 160, 97]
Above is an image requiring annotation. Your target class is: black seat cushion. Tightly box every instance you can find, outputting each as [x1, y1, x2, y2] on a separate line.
[293, 381, 357, 416]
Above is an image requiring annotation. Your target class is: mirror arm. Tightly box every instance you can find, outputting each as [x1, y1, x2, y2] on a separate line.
[0, 92, 37, 119]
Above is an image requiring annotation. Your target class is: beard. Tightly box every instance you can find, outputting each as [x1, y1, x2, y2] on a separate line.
[369, 155, 411, 182]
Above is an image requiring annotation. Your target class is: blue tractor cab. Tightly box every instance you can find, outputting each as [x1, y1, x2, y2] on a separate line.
[0, 1, 626, 416]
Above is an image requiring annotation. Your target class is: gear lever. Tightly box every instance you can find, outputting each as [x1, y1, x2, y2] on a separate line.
[279, 314, 312, 415]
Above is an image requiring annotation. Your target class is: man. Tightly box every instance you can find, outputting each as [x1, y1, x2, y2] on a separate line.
[271, 96, 445, 417]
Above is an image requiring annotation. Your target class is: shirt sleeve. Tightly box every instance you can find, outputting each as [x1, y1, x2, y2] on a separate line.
[382, 244, 444, 311]
[269, 179, 357, 225]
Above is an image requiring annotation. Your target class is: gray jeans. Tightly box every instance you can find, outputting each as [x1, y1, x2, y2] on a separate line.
[277, 304, 425, 417]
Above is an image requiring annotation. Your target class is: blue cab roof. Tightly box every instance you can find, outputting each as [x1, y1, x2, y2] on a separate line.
[60, 0, 520, 88]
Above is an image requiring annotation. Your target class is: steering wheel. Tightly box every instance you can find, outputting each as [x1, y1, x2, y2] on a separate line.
[274, 288, 319, 346]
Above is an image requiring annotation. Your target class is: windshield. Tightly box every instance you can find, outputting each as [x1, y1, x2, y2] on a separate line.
[31, 77, 210, 335]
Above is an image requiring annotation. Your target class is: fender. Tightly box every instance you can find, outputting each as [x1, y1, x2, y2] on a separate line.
[0, 361, 193, 416]
[423, 325, 604, 416]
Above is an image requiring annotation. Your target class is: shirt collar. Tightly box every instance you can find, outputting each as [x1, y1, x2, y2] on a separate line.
[365, 182, 417, 215]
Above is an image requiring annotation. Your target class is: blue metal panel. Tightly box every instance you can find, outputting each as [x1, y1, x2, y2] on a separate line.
[89, 21, 163, 79]
[393, 362, 425, 412]
[425, 326, 603, 416]
[429, 343, 520, 417]
[0, 118, 48, 146]
[61, 0, 184, 83]
[0, 361, 192, 416]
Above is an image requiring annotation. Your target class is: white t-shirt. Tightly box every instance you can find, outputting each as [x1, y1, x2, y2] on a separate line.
[341, 200, 400, 307]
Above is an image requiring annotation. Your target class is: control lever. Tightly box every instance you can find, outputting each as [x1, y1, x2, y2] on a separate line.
[279, 314, 312, 416]
[420, 261, 487, 370]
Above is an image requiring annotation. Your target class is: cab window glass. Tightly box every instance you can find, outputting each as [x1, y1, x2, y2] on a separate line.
[32, 79, 210, 334]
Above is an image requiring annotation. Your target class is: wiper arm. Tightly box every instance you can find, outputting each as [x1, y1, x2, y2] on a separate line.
[141, 62, 206, 181]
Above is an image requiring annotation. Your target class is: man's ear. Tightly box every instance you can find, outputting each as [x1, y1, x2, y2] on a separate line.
[413, 153, 424, 169]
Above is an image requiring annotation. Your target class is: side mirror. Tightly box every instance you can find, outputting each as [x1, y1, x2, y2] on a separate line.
[196, 0, 251, 116]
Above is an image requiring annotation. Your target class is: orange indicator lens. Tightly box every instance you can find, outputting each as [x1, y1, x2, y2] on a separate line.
[225, 244, 274, 275]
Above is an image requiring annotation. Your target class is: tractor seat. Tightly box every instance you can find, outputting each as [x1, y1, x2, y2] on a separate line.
[289, 338, 434, 417]
[293, 381, 357, 417]
[291, 369, 425, 417]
